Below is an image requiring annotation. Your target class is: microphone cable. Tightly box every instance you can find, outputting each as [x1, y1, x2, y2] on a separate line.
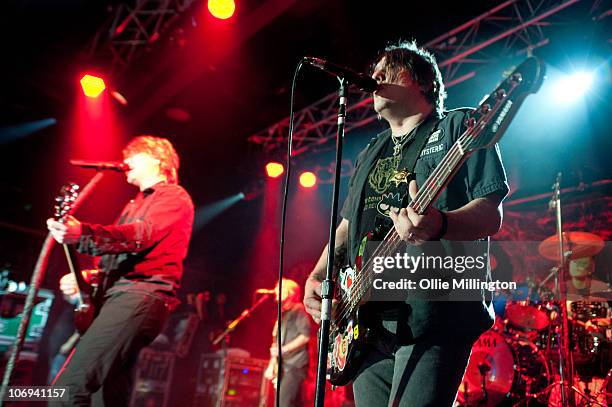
[275, 57, 305, 407]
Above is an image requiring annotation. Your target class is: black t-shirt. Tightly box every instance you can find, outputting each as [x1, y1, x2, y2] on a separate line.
[358, 133, 412, 249]
[340, 108, 510, 343]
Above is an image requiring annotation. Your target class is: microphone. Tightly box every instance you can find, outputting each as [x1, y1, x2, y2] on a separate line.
[70, 159, 129, 172]
[303, 57, 379, 92]
[255, 288, 276, 294]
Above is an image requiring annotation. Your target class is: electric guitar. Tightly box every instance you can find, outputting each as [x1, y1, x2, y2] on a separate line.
[327, 56, 546, 385]
[54, 183, 96, 333]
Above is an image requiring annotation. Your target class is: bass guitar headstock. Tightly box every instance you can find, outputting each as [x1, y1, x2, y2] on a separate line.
[462, 56, 545, 152]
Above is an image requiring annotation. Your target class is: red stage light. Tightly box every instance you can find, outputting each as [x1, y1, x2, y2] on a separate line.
[208, 0, 235, 20]
[299, 172, 317, 188]
[265, 162, 284, 178]
[80, 75, 106, 98]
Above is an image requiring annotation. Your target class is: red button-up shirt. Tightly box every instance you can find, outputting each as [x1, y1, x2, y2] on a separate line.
[77, 182, 194, 299]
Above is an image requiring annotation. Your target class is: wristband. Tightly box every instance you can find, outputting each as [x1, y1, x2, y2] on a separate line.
[431, 210, 448, 241]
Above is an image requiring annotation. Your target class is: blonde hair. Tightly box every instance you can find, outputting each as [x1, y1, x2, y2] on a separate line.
[123, 135, 180, 184]
[276, 278, 301, 304]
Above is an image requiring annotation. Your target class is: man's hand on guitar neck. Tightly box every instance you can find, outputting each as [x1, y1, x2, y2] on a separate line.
[304, 277, 323, 324]
[47, 215, 82, 244]
[304, 219, 349, 324]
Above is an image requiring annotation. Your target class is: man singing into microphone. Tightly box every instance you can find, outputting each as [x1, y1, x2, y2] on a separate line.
[303, 41, 509, 406]
[47, 135, 194, 406]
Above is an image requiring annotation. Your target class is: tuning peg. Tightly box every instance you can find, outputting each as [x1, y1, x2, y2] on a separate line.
[480, 104, 491, 114]
[495, 89, 507, 99]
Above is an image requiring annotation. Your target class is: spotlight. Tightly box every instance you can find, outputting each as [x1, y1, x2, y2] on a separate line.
[208, 0, 235, 20]
[299, 171, 317, 188]
[553, 71, 594, 103]
[265, 162, 284, 178]
[80, 74, 106, 98]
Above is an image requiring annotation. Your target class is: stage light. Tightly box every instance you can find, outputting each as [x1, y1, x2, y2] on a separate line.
[80, 74, 106, 98]
[208, 0, 235, 20]
[299, 171, 317, 188]
[265, 162, 284, 178]
[110, 90, 128, 106]
[553, 71, 594, 103]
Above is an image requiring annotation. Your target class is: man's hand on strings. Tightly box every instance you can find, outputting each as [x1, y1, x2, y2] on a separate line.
[389, 179, 444, 245]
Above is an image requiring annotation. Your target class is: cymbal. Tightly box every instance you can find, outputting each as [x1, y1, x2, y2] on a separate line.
[538, 231, 604, 260]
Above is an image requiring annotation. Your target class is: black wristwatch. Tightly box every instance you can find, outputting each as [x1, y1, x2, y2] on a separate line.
[431, 209, 448, 240]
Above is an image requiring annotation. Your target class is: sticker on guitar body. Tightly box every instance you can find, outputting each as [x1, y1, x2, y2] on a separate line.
[332, 320, 353, 371]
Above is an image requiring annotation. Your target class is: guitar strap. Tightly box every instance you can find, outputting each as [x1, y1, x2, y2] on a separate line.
[398, 114, 440, 186]
[374, 114, 440, 232]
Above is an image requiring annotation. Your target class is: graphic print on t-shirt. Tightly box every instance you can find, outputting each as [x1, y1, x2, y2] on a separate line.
[364, 141, 411, 219]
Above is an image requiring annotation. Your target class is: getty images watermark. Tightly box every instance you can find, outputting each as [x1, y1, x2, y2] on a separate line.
[347, 240, 611, 302]
[371, 252, 516, 291]
[361, 241, 517, 301]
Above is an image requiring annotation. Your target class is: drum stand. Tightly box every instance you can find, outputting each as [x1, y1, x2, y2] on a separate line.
[547, 172, 575, 406]
[478, 362, 490, 406]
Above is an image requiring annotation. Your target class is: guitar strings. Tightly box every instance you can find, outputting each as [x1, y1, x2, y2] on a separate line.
[333, 132, 471, 321]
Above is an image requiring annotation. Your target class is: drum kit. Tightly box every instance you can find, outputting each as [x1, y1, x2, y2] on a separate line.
[457, 231, 611, 407]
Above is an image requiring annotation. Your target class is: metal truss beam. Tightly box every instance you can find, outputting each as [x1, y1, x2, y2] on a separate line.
[88, 0, 195, 75]
[248, 0, 584, 156]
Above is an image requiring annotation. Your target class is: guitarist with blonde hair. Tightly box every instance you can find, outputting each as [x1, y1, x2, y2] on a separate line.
[264, 279, 311, 407]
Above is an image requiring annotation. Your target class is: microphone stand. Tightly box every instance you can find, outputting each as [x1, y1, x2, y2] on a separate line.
[314, 78, 347, 407]
[211, 293, 270, 346]
[548, 172, 574, 406]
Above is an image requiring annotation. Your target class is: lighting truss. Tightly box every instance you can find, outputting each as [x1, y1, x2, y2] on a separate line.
[88, 0, 196, 75]
[248, 0, 585, 156]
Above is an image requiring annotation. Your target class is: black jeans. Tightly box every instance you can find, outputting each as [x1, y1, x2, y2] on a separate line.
[51, 291, 170, 407]
[352, 335, 474, 407]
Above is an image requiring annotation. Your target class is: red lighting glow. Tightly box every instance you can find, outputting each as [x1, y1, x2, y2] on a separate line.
[265, 162, 284, 178]
[208, 0, 235, 20]
[80, 75, 106, 98]
[299, 172, 317, 188]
